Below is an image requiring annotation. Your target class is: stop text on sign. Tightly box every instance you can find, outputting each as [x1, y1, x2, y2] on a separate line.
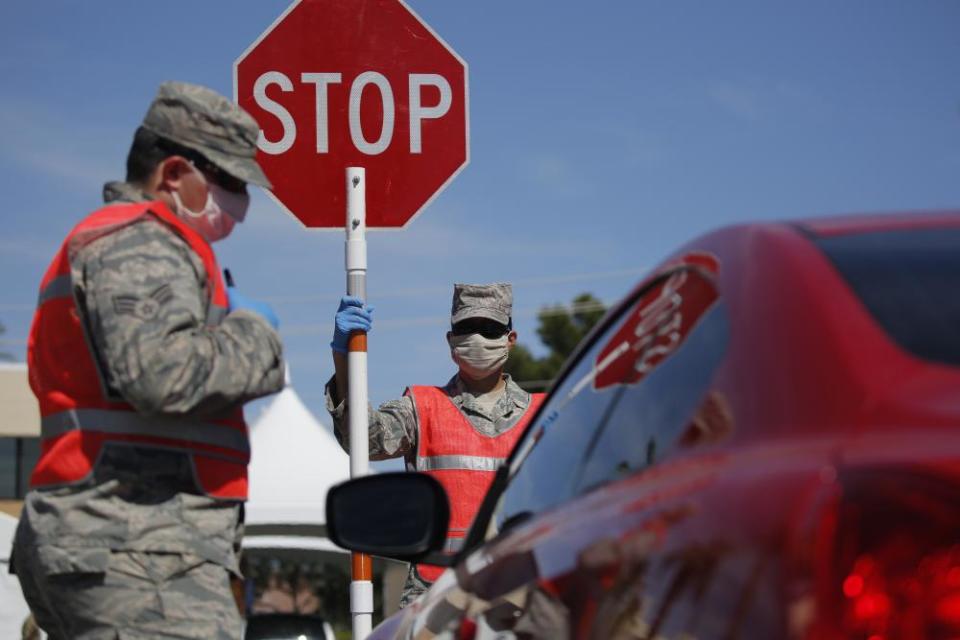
[254, 71, 452, 156]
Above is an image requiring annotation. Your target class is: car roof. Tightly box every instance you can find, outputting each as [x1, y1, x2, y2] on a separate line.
[655, 211, 960, 437]
[792, 209, 960, 237]
[539, 209, 960, 446]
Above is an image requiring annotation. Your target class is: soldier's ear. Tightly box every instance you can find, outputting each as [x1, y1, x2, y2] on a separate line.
[508, 330, 518, 347]
[157, 156, 193, 193]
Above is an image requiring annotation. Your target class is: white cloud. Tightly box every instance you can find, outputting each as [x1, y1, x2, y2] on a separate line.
[376, 211, 602, 264]
[0, 234, 59, 262]
[18, 148, 116, 188]
[706, 79, 828, 122]
[707, 83, 763, 120]
[773, 82, 831, 116]
[0, 101, 123, 190]
[521, 152, 593, 197]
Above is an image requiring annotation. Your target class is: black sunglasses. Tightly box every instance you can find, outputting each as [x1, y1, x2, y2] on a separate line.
[190, 157, 246, 194]
[451, 318, 512, 339]
[159, 139, 246, 194]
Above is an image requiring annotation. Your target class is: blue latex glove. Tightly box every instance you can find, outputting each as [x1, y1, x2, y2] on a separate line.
[331, 295, 374, 354]
[227, 288, 279, 330]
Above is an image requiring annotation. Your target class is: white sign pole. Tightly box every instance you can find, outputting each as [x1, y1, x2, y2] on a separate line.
[345, 167, 373, 640]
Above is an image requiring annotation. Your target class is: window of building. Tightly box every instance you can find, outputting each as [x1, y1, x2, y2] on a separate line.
[573, 303, 729, 494]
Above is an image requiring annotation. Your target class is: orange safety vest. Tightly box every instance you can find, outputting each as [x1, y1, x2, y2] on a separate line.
[408, 385, 545, 582]
[27, 200, 250, 500]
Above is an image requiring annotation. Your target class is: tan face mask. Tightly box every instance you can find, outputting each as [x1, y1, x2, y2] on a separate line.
[449, 333, 510, 380]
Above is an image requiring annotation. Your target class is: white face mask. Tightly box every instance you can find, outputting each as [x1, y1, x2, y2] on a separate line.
[449, 333, 510, 380]
[172, 171, 250, 243]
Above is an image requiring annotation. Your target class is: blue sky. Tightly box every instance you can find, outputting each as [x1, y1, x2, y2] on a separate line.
[1, 1, 959, 462]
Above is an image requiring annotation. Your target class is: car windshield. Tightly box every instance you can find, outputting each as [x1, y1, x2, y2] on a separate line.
[811, 226, 960, 367]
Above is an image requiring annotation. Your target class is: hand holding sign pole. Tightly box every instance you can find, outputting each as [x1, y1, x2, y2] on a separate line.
[236, 1, 467, 636]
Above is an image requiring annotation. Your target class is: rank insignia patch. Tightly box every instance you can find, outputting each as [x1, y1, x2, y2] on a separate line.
[112, 284, 174, 320]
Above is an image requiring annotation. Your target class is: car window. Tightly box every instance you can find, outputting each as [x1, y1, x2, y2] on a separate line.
[811, 226, 960, 366]
[573, 301, 729, 494]
[490, 256, 726, 535]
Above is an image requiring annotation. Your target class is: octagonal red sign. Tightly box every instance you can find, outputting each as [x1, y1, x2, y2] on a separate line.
[234, 0, 469, 228]
[594, 254, 721, 391]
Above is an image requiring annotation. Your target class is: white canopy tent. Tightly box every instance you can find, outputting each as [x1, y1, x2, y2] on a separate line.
[242, 380, 406, 619]
[244, 380, 350, 549]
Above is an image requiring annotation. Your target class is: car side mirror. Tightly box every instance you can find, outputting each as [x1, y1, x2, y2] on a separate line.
[326, 472, 451, 563]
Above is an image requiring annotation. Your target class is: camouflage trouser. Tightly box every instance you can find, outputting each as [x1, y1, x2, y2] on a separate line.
[12, 447, 244, 640]
[398, 564, 431, 609]
[14, 546, 243, 640]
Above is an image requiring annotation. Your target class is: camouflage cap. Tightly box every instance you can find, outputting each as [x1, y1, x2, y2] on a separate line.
[451, 283, 512, 326]
[141, 81, 271, 188]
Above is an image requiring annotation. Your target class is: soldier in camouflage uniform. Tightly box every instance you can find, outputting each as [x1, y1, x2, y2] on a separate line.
[327, 284, 545, 608]
[12, 82, 284, 639]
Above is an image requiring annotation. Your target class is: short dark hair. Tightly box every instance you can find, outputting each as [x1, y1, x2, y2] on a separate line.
[125, 126, 209, 185]
[125, 127, 167, 184]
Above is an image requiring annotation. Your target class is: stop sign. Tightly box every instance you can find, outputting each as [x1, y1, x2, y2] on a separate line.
[234, 0, 468, 228]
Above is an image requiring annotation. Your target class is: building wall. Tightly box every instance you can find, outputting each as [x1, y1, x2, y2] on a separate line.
[0, 501, 21, 518]
[0, 364, 38, 438]
[0, 365, 38, 512]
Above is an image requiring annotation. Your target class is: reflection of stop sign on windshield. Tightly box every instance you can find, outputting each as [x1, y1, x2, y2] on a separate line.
[594, 254, 720, 391]
[234, 0, 468, 228]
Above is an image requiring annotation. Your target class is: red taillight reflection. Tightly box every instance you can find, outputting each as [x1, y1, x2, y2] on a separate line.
[841, 545, 960, 639]
[844, 555, 890, 630]
[457, 616, 477, 640]
[843, 574, 865, 598]
[937, 593, 960, 627]
[808, 467, 960, 640]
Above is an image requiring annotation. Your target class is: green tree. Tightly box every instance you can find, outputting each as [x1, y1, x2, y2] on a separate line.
[505, 293, 606, 392]
[0, 321, 14, 362]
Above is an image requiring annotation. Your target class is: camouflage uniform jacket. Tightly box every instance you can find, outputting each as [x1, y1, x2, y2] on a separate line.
[16, 181, 284, 571]
[325, 373, 534, 468]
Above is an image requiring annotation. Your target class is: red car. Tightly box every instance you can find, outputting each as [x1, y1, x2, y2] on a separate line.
[327, 211, 960, 639]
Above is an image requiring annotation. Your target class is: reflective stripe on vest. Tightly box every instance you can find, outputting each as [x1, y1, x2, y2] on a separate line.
[207, 303, 228, 326]
[416, 454, 503, 472]
[37, 274, 73, 306]
[41, 408, 249, 456]
[443, 537, 464, 553]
